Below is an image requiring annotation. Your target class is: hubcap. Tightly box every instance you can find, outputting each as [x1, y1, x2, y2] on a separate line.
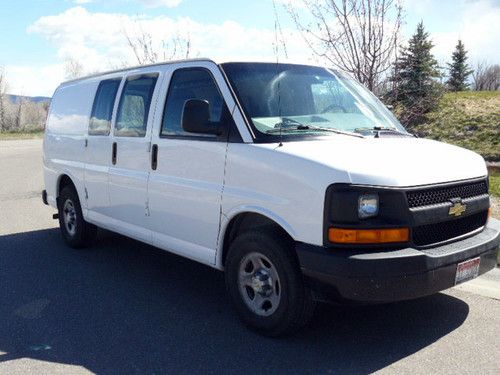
[63, 199, 77, 236]
[238, 252, 281, 316]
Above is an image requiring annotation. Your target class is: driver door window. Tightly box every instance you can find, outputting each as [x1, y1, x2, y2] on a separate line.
[161, 68, 224, 138]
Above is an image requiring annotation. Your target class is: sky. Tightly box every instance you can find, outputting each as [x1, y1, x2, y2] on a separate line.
[0, 0, 499, 97]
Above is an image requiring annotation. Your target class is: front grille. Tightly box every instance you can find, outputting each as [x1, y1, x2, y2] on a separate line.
[412, 211, 488, 247]
[407, 180, 488, 208]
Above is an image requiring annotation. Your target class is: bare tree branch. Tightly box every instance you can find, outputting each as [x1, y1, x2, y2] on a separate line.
[286, 0, 403, 92]
[123, 21, 192, 66]
[64, 59, 85, 80]
[473, 61, 500, 91]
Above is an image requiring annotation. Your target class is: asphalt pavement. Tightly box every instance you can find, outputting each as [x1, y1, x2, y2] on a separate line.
[0, 139, 499, 374]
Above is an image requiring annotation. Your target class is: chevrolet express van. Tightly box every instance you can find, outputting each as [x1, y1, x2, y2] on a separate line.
[42, 59, 499, 336]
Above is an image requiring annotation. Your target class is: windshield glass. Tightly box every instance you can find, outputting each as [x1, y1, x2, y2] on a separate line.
[221, 62, 406, 140]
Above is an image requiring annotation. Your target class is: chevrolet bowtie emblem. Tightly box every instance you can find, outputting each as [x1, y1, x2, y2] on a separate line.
[449, 201, 466, 217]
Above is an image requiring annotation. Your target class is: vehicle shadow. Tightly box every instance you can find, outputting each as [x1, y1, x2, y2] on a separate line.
[0, 228, 470, 374]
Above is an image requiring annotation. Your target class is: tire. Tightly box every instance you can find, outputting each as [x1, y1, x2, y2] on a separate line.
[225, 227, 315, 337]
[58, 185, 97, 248]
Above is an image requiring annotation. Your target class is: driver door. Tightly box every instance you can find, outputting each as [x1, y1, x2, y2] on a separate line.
[148, 64, 236, 264]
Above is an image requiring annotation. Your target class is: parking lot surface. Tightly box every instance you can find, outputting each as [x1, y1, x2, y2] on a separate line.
[0, 139, 499, 374]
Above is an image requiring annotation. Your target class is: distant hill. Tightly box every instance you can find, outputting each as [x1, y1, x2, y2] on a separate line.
[6, 94, 51, 104]
[417, 91, 500, 162]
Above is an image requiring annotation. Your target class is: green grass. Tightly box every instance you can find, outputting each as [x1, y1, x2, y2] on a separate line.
[417, 91, 500, 161]
[490, 172, 500, 198]
[0, 129, 44, 140]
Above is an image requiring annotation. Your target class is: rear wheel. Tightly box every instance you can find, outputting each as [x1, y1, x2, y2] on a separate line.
[225, 228, 315, 336]
[58, 185, 97, 248]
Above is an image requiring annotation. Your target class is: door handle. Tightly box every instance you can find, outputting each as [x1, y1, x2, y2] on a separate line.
[112, 142, 117, 165]
[151, 144, 158, 170]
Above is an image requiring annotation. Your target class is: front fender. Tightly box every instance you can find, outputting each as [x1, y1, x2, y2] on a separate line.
[215, 205, 297, 269]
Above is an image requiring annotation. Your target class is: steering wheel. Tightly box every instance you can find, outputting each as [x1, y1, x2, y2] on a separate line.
[321, 104, 347, 114]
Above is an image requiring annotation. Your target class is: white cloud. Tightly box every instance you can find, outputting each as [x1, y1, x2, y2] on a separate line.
[23, 6, 311, 96]
[70, 0, 182, 6]
[136, 0, 183, 7]
[403, 0, 433, 15]
[3, 64, 64, 97]
[428, 0, 500, 66]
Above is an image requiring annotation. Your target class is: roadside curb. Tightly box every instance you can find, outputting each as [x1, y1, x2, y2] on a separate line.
[453, 268, 500, 300]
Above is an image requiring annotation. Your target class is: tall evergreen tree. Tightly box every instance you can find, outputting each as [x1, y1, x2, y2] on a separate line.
[446, 40, 473, 91]
[390, 22, 442, 127]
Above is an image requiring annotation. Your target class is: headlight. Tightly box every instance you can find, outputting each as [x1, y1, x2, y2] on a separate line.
[358, 194, 379, 219]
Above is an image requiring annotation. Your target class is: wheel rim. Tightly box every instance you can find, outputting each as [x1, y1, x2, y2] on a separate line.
[238, 252, 281, 317]
[63, 199, 77, 237]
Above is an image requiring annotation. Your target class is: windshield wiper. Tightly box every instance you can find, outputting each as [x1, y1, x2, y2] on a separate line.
[267, 123, 364, 138]
[273, 117, 305, 129]
[354, 126, 415, 137]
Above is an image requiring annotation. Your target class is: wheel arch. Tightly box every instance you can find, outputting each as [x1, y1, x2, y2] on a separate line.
[217, 207, 297, 270]
[55, 172, 83, 208]
[58, 174, 76, 195]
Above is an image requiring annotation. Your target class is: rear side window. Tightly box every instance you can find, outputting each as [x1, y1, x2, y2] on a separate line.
[89, 79, 121, 136]
[115, 73, 158, 137]
[161, 68, 224, 137]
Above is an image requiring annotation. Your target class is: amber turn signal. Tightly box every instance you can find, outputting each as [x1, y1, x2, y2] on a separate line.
[329, 227, 410, 244]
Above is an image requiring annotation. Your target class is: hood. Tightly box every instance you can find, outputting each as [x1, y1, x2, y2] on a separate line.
[277, 136, 487, 187]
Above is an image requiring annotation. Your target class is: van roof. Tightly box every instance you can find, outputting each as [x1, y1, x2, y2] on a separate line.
[60, 58, 322, 86]
[61, 57, 216, 85]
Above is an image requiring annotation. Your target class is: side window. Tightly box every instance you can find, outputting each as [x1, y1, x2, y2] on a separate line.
[161, 68, 224, 137]
[115, 73, 158, 137]
[89, 79, 121, 136]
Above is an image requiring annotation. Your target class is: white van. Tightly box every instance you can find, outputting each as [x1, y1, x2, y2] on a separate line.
[43, 59, 499, 336]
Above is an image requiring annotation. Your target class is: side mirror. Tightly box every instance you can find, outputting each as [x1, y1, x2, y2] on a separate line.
[181, 99, 222, 135]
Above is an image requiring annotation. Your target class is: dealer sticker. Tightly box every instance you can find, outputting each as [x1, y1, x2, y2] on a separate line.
[455, 257, 480, 285]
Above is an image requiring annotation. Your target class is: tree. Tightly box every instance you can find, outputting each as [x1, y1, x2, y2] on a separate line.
[446, 40, 473, 91]
[124, 22, 191, 66]
[0, 68, 6, 131]
[0, 70, 49, 132]
[14, 97, 24, 130]
[22, 100, 49, 130]
[472, 61, 499, 91]
[389, 21, 442, 127]
[287, 0, 403, 92]
[64, 58, 85, 80]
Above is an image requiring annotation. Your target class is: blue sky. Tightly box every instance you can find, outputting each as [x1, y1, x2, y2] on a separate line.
[1, 0, 499, 96]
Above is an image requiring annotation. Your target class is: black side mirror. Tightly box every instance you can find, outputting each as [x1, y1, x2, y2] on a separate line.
[181, 99, 222, 135]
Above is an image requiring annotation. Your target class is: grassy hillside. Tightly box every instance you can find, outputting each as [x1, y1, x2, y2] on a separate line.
[491, 173, 500, 197]
[417, 91, 500, 162]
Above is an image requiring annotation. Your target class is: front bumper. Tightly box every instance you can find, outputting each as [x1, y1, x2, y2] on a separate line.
[296, 219, 500, 303]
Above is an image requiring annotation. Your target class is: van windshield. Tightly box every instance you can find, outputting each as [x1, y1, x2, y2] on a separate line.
[221, 62, 407, 141]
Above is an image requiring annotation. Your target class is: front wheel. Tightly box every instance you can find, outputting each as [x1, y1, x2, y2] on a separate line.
[58, 185, 97, 248]
[225, 228, 315, 336]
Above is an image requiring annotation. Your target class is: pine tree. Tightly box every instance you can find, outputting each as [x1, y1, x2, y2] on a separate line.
[446, 40, 473, 91]
[390, 22, 442, 127]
